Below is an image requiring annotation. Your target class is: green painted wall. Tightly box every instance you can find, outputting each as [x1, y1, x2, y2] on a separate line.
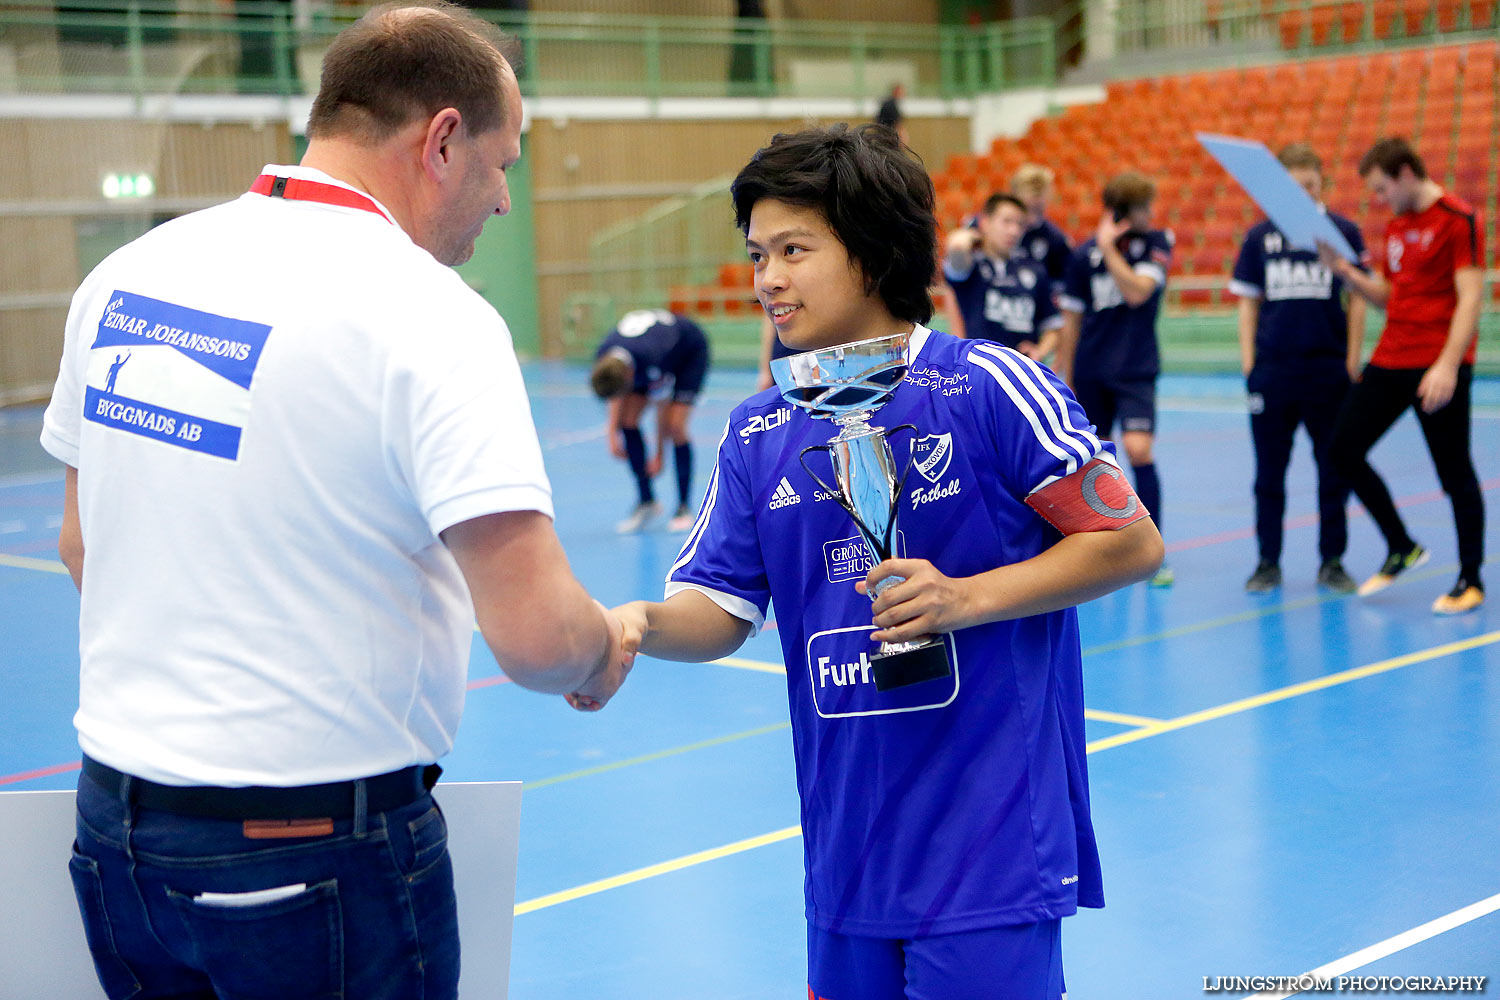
[457, 135, 540, 357]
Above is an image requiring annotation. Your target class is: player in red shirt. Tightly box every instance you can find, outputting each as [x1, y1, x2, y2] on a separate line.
[1321, 137, 1486, 614]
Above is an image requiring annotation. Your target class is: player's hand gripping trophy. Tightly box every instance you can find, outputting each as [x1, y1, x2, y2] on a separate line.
[772, 332, 953, 691]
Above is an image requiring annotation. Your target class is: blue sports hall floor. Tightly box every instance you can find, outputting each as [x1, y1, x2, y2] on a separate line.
[3, 364, 1498, 998]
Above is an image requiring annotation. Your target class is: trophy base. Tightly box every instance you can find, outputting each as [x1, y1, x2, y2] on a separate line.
[871, 640, 952, 692]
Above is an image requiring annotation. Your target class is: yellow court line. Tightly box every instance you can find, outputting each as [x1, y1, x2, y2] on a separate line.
[1084, 629, 1500, 754]
[1083, 708, 1164, 727]
[513, 825, 803, 915]
[0, 553, 68, 575]
[516, 630, 1500, 916]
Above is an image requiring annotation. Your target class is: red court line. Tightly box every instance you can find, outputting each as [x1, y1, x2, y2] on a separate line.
[1166, 475, 1500, 555]
[467, 674, 512, 691]
[0, 760, 80, 786]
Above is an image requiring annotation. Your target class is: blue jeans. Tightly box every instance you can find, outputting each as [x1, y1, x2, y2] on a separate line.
[69, 769, 459, 999]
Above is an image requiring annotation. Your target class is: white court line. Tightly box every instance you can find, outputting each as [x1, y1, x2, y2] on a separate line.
[0, 521, 23, 533]
[1248, 892, 1500, 998]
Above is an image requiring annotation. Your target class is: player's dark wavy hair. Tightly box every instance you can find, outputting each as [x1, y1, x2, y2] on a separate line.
[730, 124, 936, 325]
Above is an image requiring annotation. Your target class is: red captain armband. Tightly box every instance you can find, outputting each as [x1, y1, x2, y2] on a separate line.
[1025, 457, 1151, 534]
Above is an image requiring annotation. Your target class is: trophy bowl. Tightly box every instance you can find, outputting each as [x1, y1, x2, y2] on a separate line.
[768, 331, 952, 693]
[769, 331, 911, 419]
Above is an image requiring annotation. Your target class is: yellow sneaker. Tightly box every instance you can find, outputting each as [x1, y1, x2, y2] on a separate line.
[1357, 544, 1428, 597]
[1432, 581, 1485, 615]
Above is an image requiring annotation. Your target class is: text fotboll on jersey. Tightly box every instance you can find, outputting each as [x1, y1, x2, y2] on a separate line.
[85, 290, 271, 461]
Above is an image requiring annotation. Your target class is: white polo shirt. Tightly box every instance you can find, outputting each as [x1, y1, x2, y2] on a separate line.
[41, 164, 552, 787]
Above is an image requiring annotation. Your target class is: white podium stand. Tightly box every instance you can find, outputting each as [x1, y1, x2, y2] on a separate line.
[0, 781, 522, 1000]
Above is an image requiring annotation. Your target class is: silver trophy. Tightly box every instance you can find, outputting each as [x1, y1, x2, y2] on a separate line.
[770, 332, 952, 692]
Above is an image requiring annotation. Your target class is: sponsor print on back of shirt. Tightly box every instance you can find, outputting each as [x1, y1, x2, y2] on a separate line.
[86, 290, 271, 460]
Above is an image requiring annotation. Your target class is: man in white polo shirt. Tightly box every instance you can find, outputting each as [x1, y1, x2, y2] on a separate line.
[40, 4, 631, 998]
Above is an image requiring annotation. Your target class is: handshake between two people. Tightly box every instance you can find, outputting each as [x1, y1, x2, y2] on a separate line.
[561, 556, 982, 713]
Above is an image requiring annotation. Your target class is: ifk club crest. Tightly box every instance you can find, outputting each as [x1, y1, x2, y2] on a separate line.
[910, 432, 953, 483]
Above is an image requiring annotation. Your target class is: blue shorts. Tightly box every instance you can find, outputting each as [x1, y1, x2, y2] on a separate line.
[1073, 376, 1156, 437]
[807, 919, 1064, 1000]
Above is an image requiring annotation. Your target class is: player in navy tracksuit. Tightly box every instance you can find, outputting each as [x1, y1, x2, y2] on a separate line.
[602, 124, 1163, 999]
[590, 309, 710, 533]
[943, 192, 1062, 356]
[1230, 143, 1366, 593]
[1055, 171, 1176, 587]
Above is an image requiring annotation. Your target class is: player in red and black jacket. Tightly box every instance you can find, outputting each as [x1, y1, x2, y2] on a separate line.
[1321, 137, 1486, 614]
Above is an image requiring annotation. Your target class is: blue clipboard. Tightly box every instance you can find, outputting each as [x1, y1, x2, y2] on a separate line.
[1197, 133, 1361, 262]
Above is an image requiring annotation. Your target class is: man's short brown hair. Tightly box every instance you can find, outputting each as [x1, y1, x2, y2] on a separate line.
[1102, 171, 1155, 214]
[1358, 136, 1428, 180]
[589, 352, 631, 399]
[1277, 142, 1323, 174]
[1011, 163, 1055, 198]
[307, 1, 522, 143]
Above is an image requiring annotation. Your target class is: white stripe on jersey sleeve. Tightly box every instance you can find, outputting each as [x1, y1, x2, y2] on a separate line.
[669, 419, 729, 576]
[943, 256, 976, 282]
[1228, 278, 1263, 300]
[1058, 294, 1086, 314]
[1133, 261, 1166, 286]
[662, 582, 764, 635]
[971, 343, 1101, 468]
[966, 348, 1082, 476]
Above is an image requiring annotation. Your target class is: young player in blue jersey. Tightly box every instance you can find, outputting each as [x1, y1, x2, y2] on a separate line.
[1053, 171, 1176, 587]
[1230, 144, 1366, 593]
[943, 192, 1062, 356]
[599, 124, 1163, 999]
[590, 309, 710, 533]
[1012, 163, 1073, 297]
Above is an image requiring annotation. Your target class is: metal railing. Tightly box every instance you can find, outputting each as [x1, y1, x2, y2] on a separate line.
[0, 2, 1061, 99]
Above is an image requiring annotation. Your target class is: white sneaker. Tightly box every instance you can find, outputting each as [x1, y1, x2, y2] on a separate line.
[615, 501, 661, 534]
[667, 504, 695, 533]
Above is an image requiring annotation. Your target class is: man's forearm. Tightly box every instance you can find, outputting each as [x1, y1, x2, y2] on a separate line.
[1435, 285, 1482, 369]
[1346, 296, 1367, 371]
[1237, 298, 1259, 374]
[1100, 244, 1157, 305]
[1055, 314, 1081, 383]
[1337, 260, 1388, 307]
[485, 593, 613, 695]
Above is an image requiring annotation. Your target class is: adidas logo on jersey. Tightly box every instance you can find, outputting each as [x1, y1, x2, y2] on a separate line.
[768, 476, 801, 510]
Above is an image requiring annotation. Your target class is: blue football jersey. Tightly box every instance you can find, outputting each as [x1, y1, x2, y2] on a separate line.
[944, 253, 1061, 351]
[1230, 215, 1367, 368]
[667, 327, 1108, 937]
[1020, 217, 1073, 295]
[1060, 230, 1174, 382]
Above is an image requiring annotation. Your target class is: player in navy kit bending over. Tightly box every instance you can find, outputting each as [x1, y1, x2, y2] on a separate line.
[605, 124, 1163, 1000]
[590, 309, 710, 533]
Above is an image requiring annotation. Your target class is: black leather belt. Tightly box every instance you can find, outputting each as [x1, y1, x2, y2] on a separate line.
[82, 755, 440, 821]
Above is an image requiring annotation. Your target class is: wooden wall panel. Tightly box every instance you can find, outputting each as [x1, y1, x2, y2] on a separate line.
[529, 113, 970, 352]
[0, 307, 68, 404]
[0, 119, 292, 403]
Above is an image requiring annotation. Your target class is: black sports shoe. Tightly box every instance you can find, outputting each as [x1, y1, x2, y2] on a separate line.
[1316, 559, 1357, 593]
[1245, 560, 1281, 593]
[1357, 543, 1429, 596]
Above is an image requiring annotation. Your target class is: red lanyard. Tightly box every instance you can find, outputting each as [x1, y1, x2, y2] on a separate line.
[249, 173, 394, 225]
